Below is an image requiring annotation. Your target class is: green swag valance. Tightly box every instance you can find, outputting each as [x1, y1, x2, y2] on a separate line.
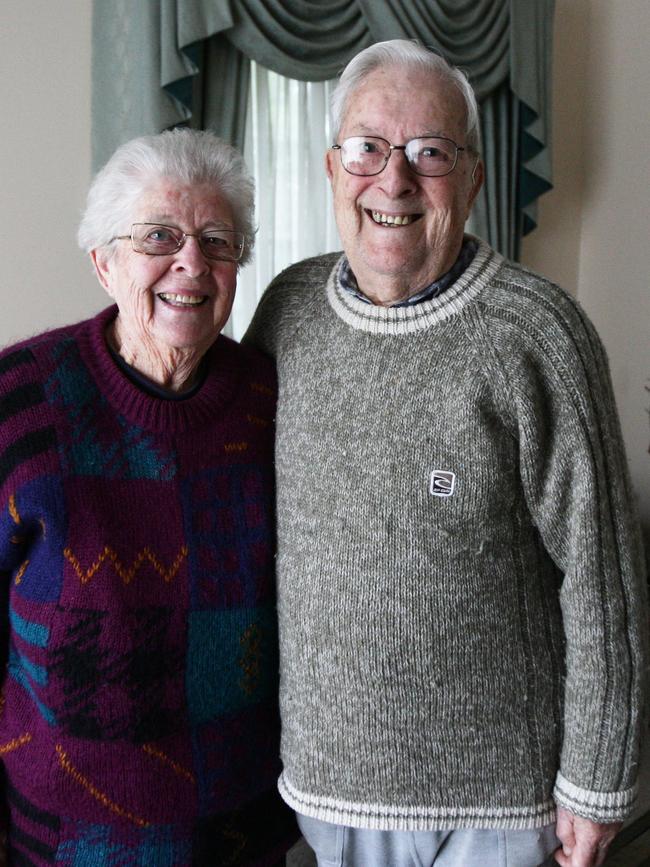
[92, 0, 554, 259]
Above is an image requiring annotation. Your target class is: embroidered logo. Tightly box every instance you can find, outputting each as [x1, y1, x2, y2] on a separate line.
[429, 470, 456, 497]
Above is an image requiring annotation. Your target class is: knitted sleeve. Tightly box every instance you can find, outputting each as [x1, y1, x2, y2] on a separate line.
[478, 271, 648, 823]
[0, 342, 53, 830]
[1, 346, 39, 557]
[0, 344, 50, 639]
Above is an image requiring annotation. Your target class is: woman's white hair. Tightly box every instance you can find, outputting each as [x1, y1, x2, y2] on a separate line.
[330, 39, 481, 153]
[78, 128, 256, 265]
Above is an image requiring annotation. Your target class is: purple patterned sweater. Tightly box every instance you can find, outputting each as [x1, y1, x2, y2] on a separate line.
[0, 306, 294, 866]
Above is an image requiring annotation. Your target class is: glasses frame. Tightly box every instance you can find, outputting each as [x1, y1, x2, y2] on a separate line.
[112, 223, 246, 262]
[331, 135, 465, 178]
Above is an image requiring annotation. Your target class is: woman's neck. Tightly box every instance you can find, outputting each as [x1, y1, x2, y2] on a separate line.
[107, 319, 206, 394]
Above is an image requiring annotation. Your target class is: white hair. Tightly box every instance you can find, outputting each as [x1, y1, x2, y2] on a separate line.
[330, 39, 481, 153]
[78, 128, 256, 265]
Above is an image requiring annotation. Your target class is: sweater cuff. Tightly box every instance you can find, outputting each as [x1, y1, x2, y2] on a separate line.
[553, 771, 637, 823]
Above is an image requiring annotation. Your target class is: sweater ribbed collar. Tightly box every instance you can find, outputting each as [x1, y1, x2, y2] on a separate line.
[327, 237, 503, 336]
[76, 305, 242, 433]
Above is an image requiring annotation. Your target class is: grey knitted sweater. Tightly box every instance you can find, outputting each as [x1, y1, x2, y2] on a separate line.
[244, 239, 647, 831]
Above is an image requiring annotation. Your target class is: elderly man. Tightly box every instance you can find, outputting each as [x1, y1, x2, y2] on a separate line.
[246, 40, 647, 867]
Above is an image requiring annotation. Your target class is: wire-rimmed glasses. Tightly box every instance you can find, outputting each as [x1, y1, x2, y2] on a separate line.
[331, 135, 465, 178]
[113, 223, 245, 262]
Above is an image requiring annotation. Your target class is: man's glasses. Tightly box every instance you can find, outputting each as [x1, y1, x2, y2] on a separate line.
[331, 136, 465, 178]
[113, 223, 245, 262]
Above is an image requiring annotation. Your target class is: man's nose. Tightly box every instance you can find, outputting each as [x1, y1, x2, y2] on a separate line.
[171, 236, 210, 276]
[377, 149, 419, 197]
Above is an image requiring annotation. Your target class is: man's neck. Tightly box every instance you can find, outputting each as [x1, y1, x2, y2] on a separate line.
[352, 246, 463, 306]
[346, 237, 474, 307]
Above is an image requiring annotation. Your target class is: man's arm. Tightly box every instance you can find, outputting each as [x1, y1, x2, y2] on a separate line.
[481, 272, 648, 831]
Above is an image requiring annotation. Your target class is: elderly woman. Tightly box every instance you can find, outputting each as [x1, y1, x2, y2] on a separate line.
[0, 130, 294, 865]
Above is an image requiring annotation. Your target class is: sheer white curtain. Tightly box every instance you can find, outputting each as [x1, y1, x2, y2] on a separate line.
[228, 62, 341, 340]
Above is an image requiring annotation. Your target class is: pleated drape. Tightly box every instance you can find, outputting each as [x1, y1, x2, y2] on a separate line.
[92, 0, 554, 257]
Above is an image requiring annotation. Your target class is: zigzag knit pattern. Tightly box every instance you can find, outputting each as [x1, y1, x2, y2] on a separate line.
[0, 306, 293, 865]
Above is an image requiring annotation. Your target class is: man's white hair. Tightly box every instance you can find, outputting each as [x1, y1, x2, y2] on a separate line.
[78, 128, 256, 265]
[331, 39, 481, 153]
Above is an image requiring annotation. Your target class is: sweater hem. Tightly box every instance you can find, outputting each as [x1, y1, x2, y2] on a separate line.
[278, 773, 557, 831]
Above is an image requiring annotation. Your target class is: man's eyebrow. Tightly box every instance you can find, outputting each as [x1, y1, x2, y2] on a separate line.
[346, 125, 450, 138]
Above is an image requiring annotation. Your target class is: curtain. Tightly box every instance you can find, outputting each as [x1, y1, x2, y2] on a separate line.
[92, 0, 555, 259]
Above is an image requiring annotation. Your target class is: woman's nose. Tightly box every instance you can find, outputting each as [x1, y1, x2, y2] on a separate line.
[171, 235, 210, 276]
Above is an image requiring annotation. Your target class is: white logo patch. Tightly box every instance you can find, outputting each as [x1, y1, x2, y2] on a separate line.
[429, 470, 456, 497]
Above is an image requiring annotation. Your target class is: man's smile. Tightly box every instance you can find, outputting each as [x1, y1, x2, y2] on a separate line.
[366, 209, 423, 226]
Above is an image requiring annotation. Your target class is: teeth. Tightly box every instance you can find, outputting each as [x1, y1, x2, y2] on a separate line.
[159, 293, 204, 305]
[371, 211, 413, 226]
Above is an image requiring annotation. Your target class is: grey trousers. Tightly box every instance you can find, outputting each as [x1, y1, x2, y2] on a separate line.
[297, 813, 560, 867]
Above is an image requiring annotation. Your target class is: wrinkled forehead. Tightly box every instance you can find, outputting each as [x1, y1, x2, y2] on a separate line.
[133, 179, 233, 225]
[341, 66, 467, 138]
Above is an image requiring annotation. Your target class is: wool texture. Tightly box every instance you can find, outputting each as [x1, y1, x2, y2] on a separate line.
[244, 238, 648, 831]
[0, 306, 294, 866]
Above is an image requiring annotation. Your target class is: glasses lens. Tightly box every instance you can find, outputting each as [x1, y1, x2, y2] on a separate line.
[132, 224, 182, 254]
[199, 230, 245, 261]
[406, 138, 457, 176]
[340, 137, 389, 176]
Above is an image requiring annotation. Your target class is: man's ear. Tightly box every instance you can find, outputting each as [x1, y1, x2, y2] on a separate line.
[90, 248, 115, 295]
[467, 158, 484, 215]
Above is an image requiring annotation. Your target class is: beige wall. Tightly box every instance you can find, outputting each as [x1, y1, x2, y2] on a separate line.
[1, 2, 648, 529]
[0, 2, 101, 348]
[522, 0, 650, 536]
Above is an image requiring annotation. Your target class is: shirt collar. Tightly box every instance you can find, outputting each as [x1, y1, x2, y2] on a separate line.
[339, 236, 478, 307]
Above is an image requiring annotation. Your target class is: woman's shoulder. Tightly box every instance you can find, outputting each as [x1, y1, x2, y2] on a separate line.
[0, 308, 110, 372]
[211, 333, 277, 394]
[0, 325, 74, 400]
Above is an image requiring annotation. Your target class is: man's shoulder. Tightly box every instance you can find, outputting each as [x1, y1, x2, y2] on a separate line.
[476, 256, 609, 393]
[268, 251, 342, 296]
[484, 257, 599, 348]
[491, 258, 575, 308]
[243, 253, 342, 357]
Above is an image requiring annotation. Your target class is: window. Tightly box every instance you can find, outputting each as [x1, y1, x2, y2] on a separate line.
[230, 62, 340, 339]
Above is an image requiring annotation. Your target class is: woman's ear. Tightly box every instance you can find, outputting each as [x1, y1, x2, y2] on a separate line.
[90, 248, 114, 295]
